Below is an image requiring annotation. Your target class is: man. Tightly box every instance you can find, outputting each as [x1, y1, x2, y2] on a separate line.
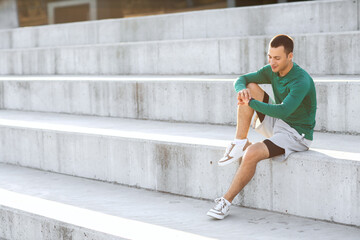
[207, 34, 317, 220]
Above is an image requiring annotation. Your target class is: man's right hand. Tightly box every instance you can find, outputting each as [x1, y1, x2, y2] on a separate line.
[237, 89, 252, 106]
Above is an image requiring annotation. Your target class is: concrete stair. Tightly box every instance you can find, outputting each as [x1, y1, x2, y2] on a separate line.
[0, 110, 359, 227]
[0, 31, 359, 75]
[0, 75, 359, 134]
[1, 163, 360, 240]
[0, 0, 357, 49]
[0, 0, 359, 238]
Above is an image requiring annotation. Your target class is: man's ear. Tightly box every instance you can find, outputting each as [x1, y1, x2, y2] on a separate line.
[288, 52, 294, 61]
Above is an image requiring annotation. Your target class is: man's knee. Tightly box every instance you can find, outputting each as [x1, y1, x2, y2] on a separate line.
[247, 83, 259, 90]
[246, 83, 265, 101]
[242, 142, 269, 165]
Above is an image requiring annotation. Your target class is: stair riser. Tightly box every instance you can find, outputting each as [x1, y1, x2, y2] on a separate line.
[0, 207, 121, 240]
[0, 32, 359, 75]
[0, 0, 356, 50]
[0, 80, 359, 134]
[0, 126, 358, 226]
[272, 151, 360, 226]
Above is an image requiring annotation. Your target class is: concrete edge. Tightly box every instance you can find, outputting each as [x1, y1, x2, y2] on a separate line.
[0, 189, 215, 240]
[0, 30, 359, 52]
[0, 75, 359, 82]
[0, 121, 359, 226]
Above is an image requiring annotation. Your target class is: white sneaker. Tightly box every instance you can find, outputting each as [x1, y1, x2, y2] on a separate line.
[218, 140, 248, 166]
[207, 197, 231, 220]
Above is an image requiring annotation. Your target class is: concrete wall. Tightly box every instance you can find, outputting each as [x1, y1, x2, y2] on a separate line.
[315, 80, 360, 134]
[0, 205, 122, 240]
[0, 0, 356, 49]
[0, 78, 358, 134]
[358, 0, 360, 32]
[0, 31, 359, 75]
[0, 122, 358, 226]
[0, 0, 18, 29]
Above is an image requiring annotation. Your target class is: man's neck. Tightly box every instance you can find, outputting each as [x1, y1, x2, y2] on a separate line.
[279, 62, 294, 77]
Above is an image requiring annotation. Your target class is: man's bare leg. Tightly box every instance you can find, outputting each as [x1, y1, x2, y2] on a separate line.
[235, 83, 265, 140]
[224, 142, 269, 202]
[208, 83, 269, 219]
[225, 83, 269, 202]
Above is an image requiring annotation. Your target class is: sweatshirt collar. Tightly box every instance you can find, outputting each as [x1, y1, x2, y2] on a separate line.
[278, 62, 296, 78]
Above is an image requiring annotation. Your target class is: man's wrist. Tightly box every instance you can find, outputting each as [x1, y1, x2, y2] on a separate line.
[248, 98, 255, 105]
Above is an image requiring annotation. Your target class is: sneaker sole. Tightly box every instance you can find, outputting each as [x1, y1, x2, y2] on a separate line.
[218, 156, 242, 166]
[207, 210, 227, 220]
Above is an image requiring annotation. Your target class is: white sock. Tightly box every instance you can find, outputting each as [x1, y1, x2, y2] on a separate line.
[223, 197, 231, 205]
[234, 138, 247, 145]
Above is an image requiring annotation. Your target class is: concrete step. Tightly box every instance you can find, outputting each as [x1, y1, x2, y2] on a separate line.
[0, 31, 359, 75]
[1, 163, 360, 240]
[0, 110, 358, 227]
[0, 75, 358, 134]
[0, 0, 356, 50]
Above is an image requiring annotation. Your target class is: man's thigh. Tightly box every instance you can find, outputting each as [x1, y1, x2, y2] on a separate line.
[252, 92, 276, 138]
[250, 90, 312, 161]
[246, 83, 266, 102]
[269, 119, 311, 161]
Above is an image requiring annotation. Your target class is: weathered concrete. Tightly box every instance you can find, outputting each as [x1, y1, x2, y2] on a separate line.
[0, 0, 356, 49]
[358, 0, 360, 30]
[0, 32, 359, 75]
[314, 78, 360, 134]
[0, 110, 358, 226]
[0, 75, 358, 134]
[0, 0, 18, 30]
[0, 30, 11, 49]
[291, 32, 360, 75]
[1, 163, 360, 240]
[0, 206, 122, 240]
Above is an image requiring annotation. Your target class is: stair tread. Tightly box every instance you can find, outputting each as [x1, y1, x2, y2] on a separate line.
[0, 163, 359, 240]
[0, 110, 359, 161]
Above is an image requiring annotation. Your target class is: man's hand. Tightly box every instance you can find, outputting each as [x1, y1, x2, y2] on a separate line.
[237, 88, 252, 106]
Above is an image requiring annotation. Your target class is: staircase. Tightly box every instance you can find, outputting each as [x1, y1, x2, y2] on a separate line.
[0, 0, 359, 239]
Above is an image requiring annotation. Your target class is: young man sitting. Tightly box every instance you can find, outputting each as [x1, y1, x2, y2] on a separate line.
[207, 34, 317, 220]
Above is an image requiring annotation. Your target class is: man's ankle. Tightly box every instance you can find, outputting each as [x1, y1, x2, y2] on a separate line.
[223, 196, 233, 204]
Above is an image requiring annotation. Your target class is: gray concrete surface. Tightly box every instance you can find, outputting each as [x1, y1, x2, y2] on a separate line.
[0, 163, 359, 240]
[0, 0, 18, 30]
[0, 0, 356, 49]
[0, 75, 359, 134]
[0, 31, 359, 75]
[0, 110, 358, 226]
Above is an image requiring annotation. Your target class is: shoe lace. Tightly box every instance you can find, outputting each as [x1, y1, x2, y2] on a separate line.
[214, 198, 227, 210]
[223, 143, 235, 157]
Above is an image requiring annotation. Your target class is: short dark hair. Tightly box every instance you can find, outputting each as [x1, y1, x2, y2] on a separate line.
[270, 34, 294, 56]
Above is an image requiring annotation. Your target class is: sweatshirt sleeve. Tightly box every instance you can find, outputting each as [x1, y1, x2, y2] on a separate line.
[234, 65, 272, 93]
[249, 76, 310, 119]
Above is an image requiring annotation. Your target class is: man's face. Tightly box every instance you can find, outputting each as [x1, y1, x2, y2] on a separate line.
[267, 46, 293, 73]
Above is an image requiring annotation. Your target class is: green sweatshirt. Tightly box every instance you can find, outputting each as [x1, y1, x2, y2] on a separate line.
[234, 62, 317, 140]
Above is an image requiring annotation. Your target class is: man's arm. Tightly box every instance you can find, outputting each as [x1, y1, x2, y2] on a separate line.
[234, 65, 272, 93]
[248, 78, 310, 119]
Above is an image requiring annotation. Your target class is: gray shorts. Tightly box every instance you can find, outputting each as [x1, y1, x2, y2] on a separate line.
[253, 105, 312, 162]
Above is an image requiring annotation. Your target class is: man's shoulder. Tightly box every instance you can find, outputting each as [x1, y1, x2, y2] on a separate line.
[292, 63, 312, 80]
[258, 64, 274, 79]
[284, 64, 314, 92]
[260, 64, 272, 73]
